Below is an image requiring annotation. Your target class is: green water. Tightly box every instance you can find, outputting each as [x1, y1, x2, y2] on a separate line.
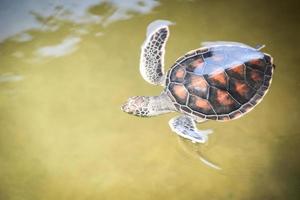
[0, 0, 299, 199]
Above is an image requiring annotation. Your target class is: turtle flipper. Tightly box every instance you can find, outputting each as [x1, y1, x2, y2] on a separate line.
[140, 20, 173, 85]
[169, 115, 212, 143]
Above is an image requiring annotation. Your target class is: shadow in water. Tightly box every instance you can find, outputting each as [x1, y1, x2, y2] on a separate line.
[176, 137, 222, 170]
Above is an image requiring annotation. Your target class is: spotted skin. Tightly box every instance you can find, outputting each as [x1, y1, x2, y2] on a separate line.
[140, 26, 169, 85]
[166, 45, 275, 121]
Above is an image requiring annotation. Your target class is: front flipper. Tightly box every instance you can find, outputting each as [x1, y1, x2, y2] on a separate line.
[169, 115, 212, 143]
[140, 20, 173, 85]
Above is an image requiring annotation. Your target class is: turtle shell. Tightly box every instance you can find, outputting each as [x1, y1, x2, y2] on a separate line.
[165, 45, 275, 121]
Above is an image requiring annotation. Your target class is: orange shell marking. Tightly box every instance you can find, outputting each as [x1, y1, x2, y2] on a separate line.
[191, 58, 204, 68]
[231, 64, 244, 75]
[217, 90, 234, 106]
[175, 68, 185, 78]
[234, 81, 249, 96]
[173, 85, 188, 100]
[191, 76, 207, 89]
[250, 59, 263, 66]
[250, 71, 261, 81]
[210, 70, 227, 85]
[195, 97, 212, 110]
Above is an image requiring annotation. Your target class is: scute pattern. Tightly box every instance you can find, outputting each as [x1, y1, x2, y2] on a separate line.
[229, 77, 256, 104]
[188, 95, 215, 115]
[184, 73, 208, 99]
[208, 87, 240, 114]
[168, 83, 188, 105]
[186, 55, 205, 73]
[245, 67, 264, 89]
[170, 64, 186, 82]
[205, 70, 229, 90]
[226, 64, 245, 80]
[166, 45, 274, 121]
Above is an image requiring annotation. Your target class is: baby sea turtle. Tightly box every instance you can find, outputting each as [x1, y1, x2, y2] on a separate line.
[121, 20, 275, 144]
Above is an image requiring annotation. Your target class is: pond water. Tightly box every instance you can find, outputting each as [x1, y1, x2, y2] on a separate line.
[0, 0, 299, 199]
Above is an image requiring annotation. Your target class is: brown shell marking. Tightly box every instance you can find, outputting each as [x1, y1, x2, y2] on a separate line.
[229, 110, 243, 119]
[188, 95, 215, 115]
[185, 73, 209, 99]
[218, 115, 230, 121]
[234, 81, 249, 96]
[170, 65, 186, 82]
[239, 103, 254, 113]
[231, 64, 244, 75]
[195, 98, 211, 109]
[206, 69, 228, 90]
[191, 57, 204, 68]
[186, 55, 205, 73]
[190, 76, 207, 92]
[168, 83, 189, 105]
[265, 66, 273, 76]
[228, 78, 256, 104]
[246, 58, 267, 72]
[181, 105, 192, 114]
[216, 89, 234, 106]
[226, 64, 245, 80]
[208, 87, 240, 115]
[209, 70, 227, 85]
[250, 70, 262, 81]
[246, 67, 264, 89]
[250, 59, 265, 67]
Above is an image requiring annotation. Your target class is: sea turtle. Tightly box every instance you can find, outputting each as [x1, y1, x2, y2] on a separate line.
[121, 20, 275, 144]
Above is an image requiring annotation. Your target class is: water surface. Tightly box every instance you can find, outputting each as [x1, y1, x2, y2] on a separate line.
[0, 0, 299, 199]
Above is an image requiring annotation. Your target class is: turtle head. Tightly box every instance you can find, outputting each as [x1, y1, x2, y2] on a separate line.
[121, 96, 150, 117]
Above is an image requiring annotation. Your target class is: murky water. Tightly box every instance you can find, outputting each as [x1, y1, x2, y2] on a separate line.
[0, 0, 299, 199]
